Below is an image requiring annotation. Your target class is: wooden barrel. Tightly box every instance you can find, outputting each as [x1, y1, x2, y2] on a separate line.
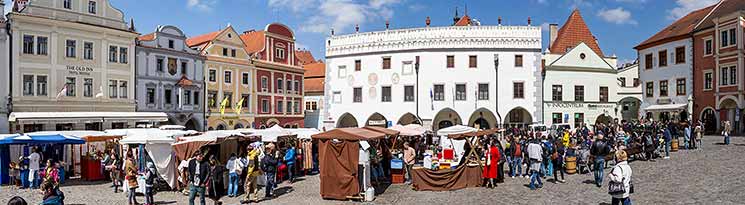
[671, 139, 679, 152]
[565, 156, 577, 174]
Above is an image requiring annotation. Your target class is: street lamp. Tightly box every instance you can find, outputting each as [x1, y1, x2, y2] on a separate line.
[415, 56, 420, 123]
[494, 54, 502, 128]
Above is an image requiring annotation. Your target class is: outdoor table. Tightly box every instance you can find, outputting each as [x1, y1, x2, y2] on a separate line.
[410, 163, 482, 191]
[80, 157, 104, 181]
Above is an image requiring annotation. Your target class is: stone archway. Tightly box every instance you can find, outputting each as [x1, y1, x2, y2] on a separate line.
[619, 97, 641, 122]
[468, 108, 498, 130]
[397, 113, 421, 125]
[337, 113, 359, 128]
[720, 98, 738, 133]
[216, 124, 226, 130]
[433, 108, 462, 131]
[699, 107, 718, 134]
[365, 112, 388, 127]
[234, 123, 244, 129]
[184, 118, 198, 131]
[504, 107, 532, 128]
[595, 114, 613, 126]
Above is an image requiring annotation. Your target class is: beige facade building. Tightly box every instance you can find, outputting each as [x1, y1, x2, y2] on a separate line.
[7, 0, 165, 132]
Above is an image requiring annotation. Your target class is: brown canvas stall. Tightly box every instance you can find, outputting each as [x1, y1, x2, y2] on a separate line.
[311, 128, 386, 200]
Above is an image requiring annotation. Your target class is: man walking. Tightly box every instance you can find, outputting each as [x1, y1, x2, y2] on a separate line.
[590, 134, 609, 187]
[188, 152, 210, 205]
[262, 144, 279, 199]
[663, 125, 672, 159]
[403, 142, 416, 184]
[527, 139, 543, 190]
[27, 147, 41, 189]
[242, 145, 261, 203]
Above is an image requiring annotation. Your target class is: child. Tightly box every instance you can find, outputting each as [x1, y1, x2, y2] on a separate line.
[144, 162, 157, 205]
[9, 161, 18, 186]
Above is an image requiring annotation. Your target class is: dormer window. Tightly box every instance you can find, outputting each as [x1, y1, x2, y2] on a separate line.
[63, 0, 72, 9]
[168, 40, 175, 49]
[88, 1, 97, 14]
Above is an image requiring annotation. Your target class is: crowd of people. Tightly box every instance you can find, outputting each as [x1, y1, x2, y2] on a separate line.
[7, 147, 67, 204]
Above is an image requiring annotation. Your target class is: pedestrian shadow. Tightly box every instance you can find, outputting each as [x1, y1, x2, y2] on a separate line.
[599, 203, 611, 205]
[581, 179, 596, 185]
[153, 200, 178, 204]
[374, 182, 391, 195]
[272, 186, 294, 198]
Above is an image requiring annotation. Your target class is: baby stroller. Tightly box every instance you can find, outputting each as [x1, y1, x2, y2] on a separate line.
[576, 148, 591, 174]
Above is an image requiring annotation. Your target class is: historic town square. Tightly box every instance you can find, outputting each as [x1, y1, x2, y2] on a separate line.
[0, 0, 744, 205]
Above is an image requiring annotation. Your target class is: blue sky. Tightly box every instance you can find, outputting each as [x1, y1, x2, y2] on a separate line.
[10, 0, 719, 67]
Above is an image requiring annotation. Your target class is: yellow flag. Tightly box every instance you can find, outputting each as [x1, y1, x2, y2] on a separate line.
[234, 97, 245, 115]
[219, 97, 229, 115]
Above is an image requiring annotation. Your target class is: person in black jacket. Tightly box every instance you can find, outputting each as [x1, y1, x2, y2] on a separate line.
[188, 152, 210, 205]
[262, 146, 279, 199]
[590, 134, 610, 187]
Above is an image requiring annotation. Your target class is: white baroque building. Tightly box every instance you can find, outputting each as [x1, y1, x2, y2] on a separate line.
[324, 15, 543, 131]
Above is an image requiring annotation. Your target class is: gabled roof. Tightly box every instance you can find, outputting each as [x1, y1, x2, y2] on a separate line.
[239, 30, 265, 54]
[303, 61, 325, 78]
[550, 9, 604, 57]
[635, 5, 715, 50]
[295, 50, 317, 65]
[694, 0, 744, 31]
[138, 32, 156, 41]
[185, 30, 222, 47]
[454, 15, 471, 26]
[176, 76, 194, 87]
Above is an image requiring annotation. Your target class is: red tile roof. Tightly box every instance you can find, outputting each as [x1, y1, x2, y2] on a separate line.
[295, 50, 317, 65]
[239, 30, 265, 54]
[176, 75, 194, 87]
[454, 15, 471, 26]
[550, 9, 604, 57]
[185, 30, 222, 47]
[138, 32, 155, 41]
[635, 5, 715, 50]
[304, 78, 325, 93]
[303, 62, 325, 78]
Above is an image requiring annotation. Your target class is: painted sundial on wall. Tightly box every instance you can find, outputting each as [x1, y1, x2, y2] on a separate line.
[368, 73, 379, 86]
[347, 75, 355, 86]
[392, 73, 400, 85]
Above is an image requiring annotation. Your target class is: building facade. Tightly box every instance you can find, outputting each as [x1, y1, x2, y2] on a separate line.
[617, 63, 643, 122]
[693, 0, 745, 134]
[324, 14, 542, 131]
[6, 0, 161, 132]
[187, 26, 254, 130]
[542, 10, 619, 128]
[0, 0, 8, 134]
[303, 60, 325, 130]
[136, 25, 206, 131]
[240, 23, 305, 128]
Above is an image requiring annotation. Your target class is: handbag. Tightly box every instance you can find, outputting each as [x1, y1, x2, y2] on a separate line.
[608, 166, 627, 195]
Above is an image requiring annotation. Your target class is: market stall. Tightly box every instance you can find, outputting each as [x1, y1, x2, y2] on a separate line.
[0, 133, 85, 185]
[312, 128, 386, 201]
[172, 130, 255, 163]
[119, 129, 178, 191]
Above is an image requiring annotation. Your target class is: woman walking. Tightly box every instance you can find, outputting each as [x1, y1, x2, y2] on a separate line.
[552, 139, 565, 183]
[608, 150, 632, 205]
[108, 150, 122, 193]
[482, 140, 500, 188]
[125, 152, 139, 205]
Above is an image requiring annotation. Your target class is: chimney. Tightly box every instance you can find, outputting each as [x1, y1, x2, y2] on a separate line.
[355, 24, 359, 33]
[385, 20, 390, 30]
[527, 17, 532, 25]
[426, 16, 431, 27]
[498, 16, 502, 26]
[548, 23, 558, 48]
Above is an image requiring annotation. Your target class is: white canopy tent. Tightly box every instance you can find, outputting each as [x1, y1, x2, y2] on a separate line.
[244, 125, 295, 142]
[389, 124, 428, 136]
[285, 128, 321, 139]
[436, 125, 478, 162]
[118, 129, 178, 189]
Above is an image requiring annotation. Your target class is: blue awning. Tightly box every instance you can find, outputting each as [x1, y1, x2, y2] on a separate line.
[0, 133, 85, 145]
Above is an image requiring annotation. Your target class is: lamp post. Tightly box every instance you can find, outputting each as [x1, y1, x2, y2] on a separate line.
[494, 54, 502, 128]
[415, 56, 420, 123]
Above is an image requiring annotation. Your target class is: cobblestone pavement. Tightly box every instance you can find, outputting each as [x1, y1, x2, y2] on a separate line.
[2, 136, 744, 204]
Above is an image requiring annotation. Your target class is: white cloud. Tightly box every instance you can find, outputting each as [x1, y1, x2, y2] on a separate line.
[598, 7, 637, 25]
[408, 3, 426, 12]
[269, 0, 401, 34]
[187, 0, 218, 12]
[667, 0, 718, 20]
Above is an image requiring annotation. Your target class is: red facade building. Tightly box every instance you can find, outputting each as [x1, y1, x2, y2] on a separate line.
[241, 23, 305, 128]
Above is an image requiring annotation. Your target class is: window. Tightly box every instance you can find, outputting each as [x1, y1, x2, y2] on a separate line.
[433, 84, 444, 101]
[224, 71, 232, 83]
[332, 91, 342, 104]
[644, 54, 653, 69]
[552, 85, 562, 101]
[619, 77, 626, 87]
[286, 101, 292, 113]
[646, 82, 654, 97]
[404, 85, 414, 102]
[381, 86, 391, 102]
[109, 46, 118, 62]
[478, 83, 489, 100]
[294, 100, 300, 113]
[168, 40, 175, 49]
[599, 86, 608, 103]
[184, 90, 192, 105]
[119, 47, 128, 63]
[241, 94, 249, 108]
[658, 50, 667, 67]
[261, 99, 269, 113]
[88, 1, 96, 14]
[353, 87, 362, 103]
[208, 92, 217, 108]
[164, 89, 172, 104]
[275, 48, 285, 59]
[277, 100, 284, 113]
[382, 57, 391, 69]
[705, 39, 713, 55]
[83, 78, 93, 97]
[574, 113, 584, 128]
[261, 77, 268, 91]
[119, 81, 127, 98]
[402, 61, 413, 75]
[659, 80, 668, 96]
[633, 78, 640, 87]
[109, 80, 117, 98]
[722, 30, 730, 47]
[722, 28, 736, 47]
[729, 28, 736, 46]
[355, 60, 361, 71]
[23, 75, 33, 96]
[65, 77, 76, 97]
[675, 47, 685, 64]
[704, 72, 713, 90]
[286, 79, 292, 93]
[721, 66, 729, 85]
[208, 70, 216, 82]
[446, 56, 454, 68]
[36, 76, 47, 96]
[469, 55, 477, 68]
[222, 48, 228, 56]
[66, 40, 76, 58]
[181, 62, 188, 75]
[515, 55, 523, 67]
[242, 73, 249, 85]
[146, 88, 155, 104]
[513, 82, 524, 99]
[574, 85, 584, 102]
[37, 37, 48, 55]
[23, 35, 34, 54]
[305, 101, 318, 111]
[338, 66, 347, 78]
[231, 49, 236, 57]
[83, 42, 93, 60]
[455, 84, 466, 101]
[194, 91, 200, 106]
[730, 66, 737, 85]
[676, 78, 686, 96]
[277, 78, 284, 93]
[294, 80, 300, 94]
[63, 0, 71, 9]
[552, 113, 562, 124]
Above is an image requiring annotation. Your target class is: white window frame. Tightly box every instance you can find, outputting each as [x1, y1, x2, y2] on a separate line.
[402, 61, 414, 75]
[65, 39, 76, 58]
[703, 36, 713, 57]
[338, 65, 347, 78]
[261, 76, 269, 92]
[88, 0, 97, 14]
[703, 69, 713, 91]
[224, 70, 232, 84]
[332, 91, 342, 104]
[22, 74, 34, 96]
[83, 41, 94, 60]
[242, 72, 250, 85]
[36, 75, 48, 96]
[720, 26, 736, 49]
[208, 69, 216, 82]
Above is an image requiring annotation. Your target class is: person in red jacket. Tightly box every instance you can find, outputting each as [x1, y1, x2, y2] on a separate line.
[482, 139, 500, 188]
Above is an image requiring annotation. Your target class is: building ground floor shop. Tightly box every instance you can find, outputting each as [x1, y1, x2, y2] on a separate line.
[8, 112, 168, 133]
[206, 114, 254, 130]
[255, 116, 304, 128]
[542, 102, 620, 128]
[164, 112, 204, 131]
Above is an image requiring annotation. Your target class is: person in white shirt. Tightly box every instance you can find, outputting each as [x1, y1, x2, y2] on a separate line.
[527, 139, 543, 190]
[226, 153, 244, 197]
[27, 147, 41, 189]
[608, 150, 633, 205]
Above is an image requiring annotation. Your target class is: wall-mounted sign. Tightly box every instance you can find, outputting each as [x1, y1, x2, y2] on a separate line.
[546, 102, 584, 109]
[368, 120, 386, 126]
[66, 65, 94, 76]
[656, 98, 671, 104]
